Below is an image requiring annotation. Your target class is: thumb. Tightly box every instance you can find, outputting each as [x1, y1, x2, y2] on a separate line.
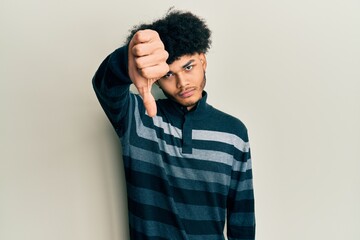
[137, 79, 157, 117]
[142, 90, 157, 117]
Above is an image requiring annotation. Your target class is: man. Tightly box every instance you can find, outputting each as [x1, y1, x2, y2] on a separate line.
[93, 9, 255, 240]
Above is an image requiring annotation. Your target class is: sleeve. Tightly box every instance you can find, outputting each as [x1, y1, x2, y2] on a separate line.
[92, 45, 133, 136]
[226, 130, 256, 240]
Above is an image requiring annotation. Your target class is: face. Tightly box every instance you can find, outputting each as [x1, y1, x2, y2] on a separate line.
[157, 53, 207, 110]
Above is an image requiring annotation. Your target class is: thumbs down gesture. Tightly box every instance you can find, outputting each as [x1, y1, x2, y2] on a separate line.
[128, 30, 169, 117]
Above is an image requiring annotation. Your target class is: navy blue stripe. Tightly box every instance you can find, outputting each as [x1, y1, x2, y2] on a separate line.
[227, 225, 256, 239]
[172, 184, 227, 207]
[234, 149, 251, 163]
[129, 198, 226, 236]
[231, 169, 253, 182]
[192, 139, 234, 153]
[128, 198, 178, 226]
[228, 199, 255, 213]
[163, 155, 232, 174]
[129, 228, 169, 240]
[124, 156, 230, 194]
[181, 219, 225, 235]
[167, 175, 229, 195]
[228, 189, 255, 201]
[125, 169, 170, 195]
[125, 169, 228, 208]
[129, 213, 186, 239]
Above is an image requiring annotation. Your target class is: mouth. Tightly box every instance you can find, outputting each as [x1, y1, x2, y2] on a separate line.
[179, 88, 195, 98]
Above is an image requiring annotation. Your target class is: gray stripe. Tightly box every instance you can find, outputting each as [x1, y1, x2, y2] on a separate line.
[190, 149, 234, 166]
[153, 115, 182, 138]
[232, 158, 252, 173]
[175, 202, 226, 221]
[128, 184, 226, 221]
[230, 179, 254, 193]
[126, 145, 231, 186]
[133, 97, 158, 140]
[193, 130, 250, 153]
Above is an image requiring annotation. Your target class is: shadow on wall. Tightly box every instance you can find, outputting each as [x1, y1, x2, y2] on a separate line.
[102, 122, 130, 239]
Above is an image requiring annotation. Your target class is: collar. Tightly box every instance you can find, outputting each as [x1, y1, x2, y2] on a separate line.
[164, 91, 211, 120]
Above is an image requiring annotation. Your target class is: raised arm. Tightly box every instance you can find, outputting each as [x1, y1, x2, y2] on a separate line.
[92, 30, 169, 134]
[92, 45, 133, 134]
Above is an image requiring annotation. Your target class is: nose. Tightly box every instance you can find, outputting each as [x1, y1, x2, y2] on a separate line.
[175, 72, 188, 89]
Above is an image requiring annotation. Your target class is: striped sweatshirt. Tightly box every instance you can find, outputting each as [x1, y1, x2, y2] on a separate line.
[92, 46, 256, 240]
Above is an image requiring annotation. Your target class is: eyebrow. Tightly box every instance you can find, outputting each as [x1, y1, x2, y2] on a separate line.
[164, 59, 196, 77]
[182, 59, 195, 69]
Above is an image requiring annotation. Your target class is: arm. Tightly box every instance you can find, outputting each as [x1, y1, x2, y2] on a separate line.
[93, 44, 136, 136]
[92, 46, 133, 135]
[92, 30, 169, 134]
[227, 132, 256, 240]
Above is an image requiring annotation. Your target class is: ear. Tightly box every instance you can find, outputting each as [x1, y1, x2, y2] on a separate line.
[199, 53, 207, 71]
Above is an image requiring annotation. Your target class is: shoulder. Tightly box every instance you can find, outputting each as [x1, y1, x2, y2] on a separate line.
[206, 104, 249, 140]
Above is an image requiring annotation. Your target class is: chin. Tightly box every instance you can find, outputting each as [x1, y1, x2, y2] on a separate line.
[179, 97, 201, 108]
[163, 90, 202, 108]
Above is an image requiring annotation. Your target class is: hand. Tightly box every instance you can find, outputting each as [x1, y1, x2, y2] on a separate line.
[128, 30, 169, 117]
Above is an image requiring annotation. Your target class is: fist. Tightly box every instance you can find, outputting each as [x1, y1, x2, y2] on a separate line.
[128, 30, 169, 117]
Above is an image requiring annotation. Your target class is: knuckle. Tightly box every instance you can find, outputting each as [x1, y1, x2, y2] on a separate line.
[133, 31, 142, 42]
[139, 68, 151, 79]
[154, 40, 164, 50]
[134, 57, 145, 68]
[163, 50, 169, 60]
[153, 48, 168, 60]
[134, 30, 147, 43]
[147, 29, 158, 37]
[132, 45, 142, 56]
[135, 29, 159, 43]
[161, 63, 170, 73]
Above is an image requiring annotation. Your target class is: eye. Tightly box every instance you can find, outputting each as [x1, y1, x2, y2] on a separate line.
[162, 72, 174, 79]
[184, 65, 193, 71]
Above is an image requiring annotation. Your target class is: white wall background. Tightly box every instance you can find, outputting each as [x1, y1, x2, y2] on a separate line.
[1, 0, 359, 239]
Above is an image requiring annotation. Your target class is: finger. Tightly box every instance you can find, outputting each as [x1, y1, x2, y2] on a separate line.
[132, 30, 160, 45]
[142, 90, 157, 117]
[134, 50, 169, 69]
[138, 62, 169, 80]
[131, 41, 165, 57]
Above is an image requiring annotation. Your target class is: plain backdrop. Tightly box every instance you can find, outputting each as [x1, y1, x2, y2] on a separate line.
[1, 0, 359, 239]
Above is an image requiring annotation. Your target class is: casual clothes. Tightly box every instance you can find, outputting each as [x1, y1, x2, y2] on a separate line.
[93, 46, 256, 240]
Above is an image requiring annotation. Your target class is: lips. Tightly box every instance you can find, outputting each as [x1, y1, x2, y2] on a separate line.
[179, 88, 195, 98]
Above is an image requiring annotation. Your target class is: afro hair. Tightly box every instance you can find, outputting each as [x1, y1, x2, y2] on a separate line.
[126, 9, 212, 64]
